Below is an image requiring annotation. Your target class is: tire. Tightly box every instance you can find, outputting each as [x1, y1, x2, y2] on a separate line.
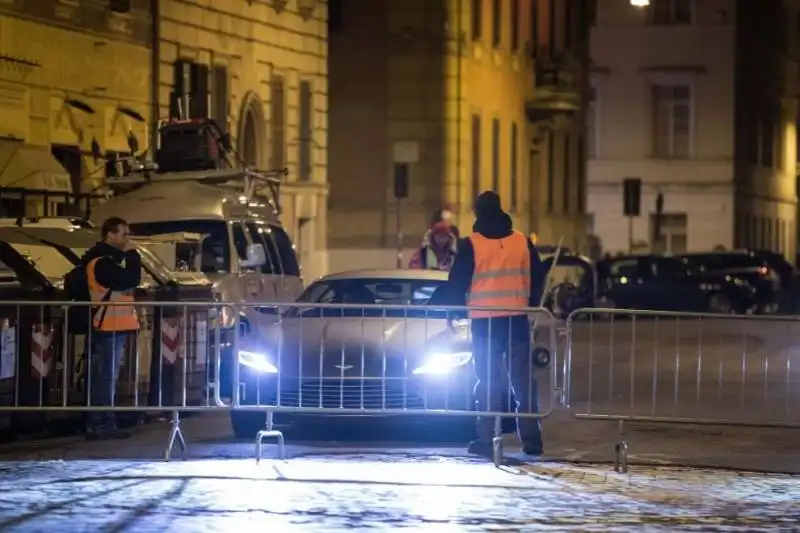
[230, 411, 267, 440]
[708, 294, 733, 314]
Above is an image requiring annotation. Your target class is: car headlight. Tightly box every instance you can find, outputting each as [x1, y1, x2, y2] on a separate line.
[413, 351, 472, 375]
[238, 350, 278, 374]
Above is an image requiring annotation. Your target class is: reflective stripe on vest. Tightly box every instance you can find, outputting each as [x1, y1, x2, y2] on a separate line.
[86, 257, 139, 332]
[468, 230, 531, 318]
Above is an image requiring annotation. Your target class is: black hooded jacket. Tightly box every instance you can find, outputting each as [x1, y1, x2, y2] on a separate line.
[81, 242, 142, 292]
[446, 211, 545, 308]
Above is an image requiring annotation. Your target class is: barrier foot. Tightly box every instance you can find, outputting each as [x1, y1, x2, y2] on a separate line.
[164, 411, 187, 462]
[614, 441, 628, 473]
[255, 411, 285, 464]
[491, 416, 503, 467]
[613, 420, 628, 473]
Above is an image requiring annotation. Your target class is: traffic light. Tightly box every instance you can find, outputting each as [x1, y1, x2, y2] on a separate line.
[623, 177, 641, 217]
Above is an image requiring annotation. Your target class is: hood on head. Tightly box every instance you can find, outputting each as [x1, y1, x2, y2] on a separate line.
[472, 191, 513, 239]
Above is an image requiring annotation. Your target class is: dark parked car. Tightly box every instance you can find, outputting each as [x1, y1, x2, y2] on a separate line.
[675, 251, 783, 314]
[594, 254, 758, 314]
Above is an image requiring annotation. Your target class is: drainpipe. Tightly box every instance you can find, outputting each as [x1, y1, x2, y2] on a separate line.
[149, 0, 161, 155]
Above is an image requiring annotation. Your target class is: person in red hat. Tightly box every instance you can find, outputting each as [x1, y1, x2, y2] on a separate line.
[409, 221, 458, 271]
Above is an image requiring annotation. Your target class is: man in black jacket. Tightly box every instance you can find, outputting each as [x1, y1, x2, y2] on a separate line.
[82, 216, 142, 440]
[447, 191, 546, 457]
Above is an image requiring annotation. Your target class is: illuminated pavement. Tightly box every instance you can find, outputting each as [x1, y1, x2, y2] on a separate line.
[0, 412, 799, 531]
[0, 456, 798, 531]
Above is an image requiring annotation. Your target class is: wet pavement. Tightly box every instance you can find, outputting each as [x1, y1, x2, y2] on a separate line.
[0, 412, 799, 531]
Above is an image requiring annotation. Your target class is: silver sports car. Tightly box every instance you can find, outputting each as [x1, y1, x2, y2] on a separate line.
[229, 269, 483, 436]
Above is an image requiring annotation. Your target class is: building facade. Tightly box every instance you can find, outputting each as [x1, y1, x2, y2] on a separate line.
[0, 0, 152, 215]
[328, 0, 590, 272]
[0, 0, 329, 281]
[157, 0, 330, 280]
[588, 0, 798, 258]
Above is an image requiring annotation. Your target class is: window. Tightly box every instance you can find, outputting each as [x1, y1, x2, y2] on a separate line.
[649, 0, 692, 25]
[298, 80, 313, 180]
[761, 103, 776, 168]
[471, 0, 482, 40]
[103, 151, 131, 179]
[546, 132, 554, 212]
[492, 0, 501, 47]
[51, 144, 82, 193]
[272, 226, 300, 276]
[652, 85, 691, 159]
[649, 213, 688, 253]
[577, 137, 586, 212]
[270, 74, 286, 170]
[511, 0, 520, 50]
[491, 118, 500, 192]
[563, 135, 570, 213]
[586, 86, 598, 158]
[130, 220, 231, 274]
[510, 122, 518, 210]
[211, 65, 229, 133]
[231, 222, 249, 261]
[471, 114, 481, 195]
[328, 0, 342, 31]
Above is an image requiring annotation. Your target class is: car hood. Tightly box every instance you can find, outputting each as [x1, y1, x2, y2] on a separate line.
[265, 316, 469, 357]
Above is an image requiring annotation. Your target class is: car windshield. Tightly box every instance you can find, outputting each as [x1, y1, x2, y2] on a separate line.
[130, 220, 230, 274]
[289, 277, 449, 318]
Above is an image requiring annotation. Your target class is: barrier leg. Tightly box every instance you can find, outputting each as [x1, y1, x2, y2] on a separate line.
[614, 420, 628, 473]
[255, 411, 285, 464]
[491, 416, 503, 467]
[164, 411, 187, 462]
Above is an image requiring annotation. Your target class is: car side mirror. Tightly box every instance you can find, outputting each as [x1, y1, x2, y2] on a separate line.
[240, 243, 266, 269]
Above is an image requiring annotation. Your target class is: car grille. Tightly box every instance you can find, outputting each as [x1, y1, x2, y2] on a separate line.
[272, 379, 427, 410]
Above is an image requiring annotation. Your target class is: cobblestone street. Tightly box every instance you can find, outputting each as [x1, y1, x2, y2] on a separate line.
[0, 456, 798, 532]
[2, 407, 800, 533]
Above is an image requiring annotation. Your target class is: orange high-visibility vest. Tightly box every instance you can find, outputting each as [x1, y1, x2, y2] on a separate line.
[467, 230, 531, 318]
[86, 257, 139, 332]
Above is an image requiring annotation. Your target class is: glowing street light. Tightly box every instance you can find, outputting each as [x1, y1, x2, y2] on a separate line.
[630, 0, 650, 6]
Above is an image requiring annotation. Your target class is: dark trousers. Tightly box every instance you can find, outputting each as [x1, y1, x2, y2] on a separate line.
[471, 315, 543, 449]
[86, 332, 129, 432]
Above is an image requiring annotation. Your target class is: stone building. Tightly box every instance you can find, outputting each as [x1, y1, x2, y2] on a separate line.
[588, 0, 799, 257]
[0, 0, 152, 215]
[328, 0, 591, 270]
[157, 0, 329, 278]
[0, 0, 329, 279]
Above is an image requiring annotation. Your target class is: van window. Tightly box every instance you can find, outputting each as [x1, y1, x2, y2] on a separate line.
[272, 226, 300, 276]
[231, 222, 249, 261]
[245, 222, 278, 274]
[130, 220, 230, 274]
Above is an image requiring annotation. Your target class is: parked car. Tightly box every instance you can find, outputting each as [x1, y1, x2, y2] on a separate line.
[675, 251, 782, 313]
[593, 254, 758, 315]
[226, 269, 552, 438]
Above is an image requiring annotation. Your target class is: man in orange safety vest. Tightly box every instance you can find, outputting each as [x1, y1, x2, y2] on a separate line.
[447, 191, 546, 458]
[82, 216, 141, 440]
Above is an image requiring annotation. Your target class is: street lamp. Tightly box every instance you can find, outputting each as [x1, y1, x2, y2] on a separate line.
[630, 0, 650, 6]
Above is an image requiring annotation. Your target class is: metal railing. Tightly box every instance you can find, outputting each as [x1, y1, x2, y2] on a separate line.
[0, 301, 559, 465]
[564, 307, 800, 472]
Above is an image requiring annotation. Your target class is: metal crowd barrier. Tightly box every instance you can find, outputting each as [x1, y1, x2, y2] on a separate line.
[564, 307, 800, 472]
[0, 301, 559, 466]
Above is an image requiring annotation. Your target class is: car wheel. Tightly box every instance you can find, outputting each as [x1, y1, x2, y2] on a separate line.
[708, 294, 733, 314]
[230, 411, 267, 440]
